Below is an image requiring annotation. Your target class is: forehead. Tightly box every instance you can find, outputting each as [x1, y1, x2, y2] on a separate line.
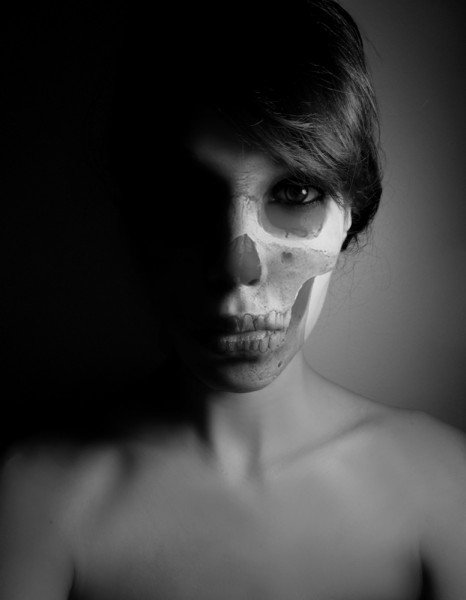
[185, 111, 288, 183]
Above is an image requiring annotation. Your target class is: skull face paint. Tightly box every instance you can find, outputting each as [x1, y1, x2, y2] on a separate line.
[159, 115, 351, 392]
[220, 189, 346, 333]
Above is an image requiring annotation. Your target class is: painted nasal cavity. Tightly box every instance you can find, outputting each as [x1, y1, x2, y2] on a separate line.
[225, 234, 261, 286]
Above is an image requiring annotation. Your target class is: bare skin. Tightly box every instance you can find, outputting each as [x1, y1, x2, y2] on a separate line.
[1, 356, 465, 600]
[2, 116, 465, 599]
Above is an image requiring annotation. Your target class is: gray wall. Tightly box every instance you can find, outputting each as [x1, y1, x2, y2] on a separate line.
[306, 0, 466, 430]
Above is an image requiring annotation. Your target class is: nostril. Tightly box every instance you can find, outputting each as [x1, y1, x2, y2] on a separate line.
[208, 233, 262, 287]
[247, 277, 261, 286]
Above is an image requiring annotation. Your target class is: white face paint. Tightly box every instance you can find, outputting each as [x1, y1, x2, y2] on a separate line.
[225, 190, 349, 343]
[160, 114, 351, 391]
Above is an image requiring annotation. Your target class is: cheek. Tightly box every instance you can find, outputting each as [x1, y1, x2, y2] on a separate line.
[265, 198, 348, 277]
[269, 245, 339, 298]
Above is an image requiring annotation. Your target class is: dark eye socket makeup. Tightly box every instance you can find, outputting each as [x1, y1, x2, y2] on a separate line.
[270, 179, 326, 209]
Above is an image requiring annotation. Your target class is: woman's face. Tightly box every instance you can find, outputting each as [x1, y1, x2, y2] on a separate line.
[150, 113, 351, 392]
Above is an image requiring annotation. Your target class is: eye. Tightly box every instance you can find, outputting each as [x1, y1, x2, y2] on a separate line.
[271, 180, 324, 208]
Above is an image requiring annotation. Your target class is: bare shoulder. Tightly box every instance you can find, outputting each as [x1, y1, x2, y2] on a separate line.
[0, 440, 81, 599]
[0, 437, 139, 599]
[377, 405, 466, 517]
[0, 439, 76, 519]
[322, 386, 466, 596]
[0, 435, 145, 566]
[369, 404, 466, 492]
[369, 407, 466, 595]
[336, 384, 466, 523]
[323, 375, 466, 477]
[319, 375, 466, 495]
[1, 436, 135, 521]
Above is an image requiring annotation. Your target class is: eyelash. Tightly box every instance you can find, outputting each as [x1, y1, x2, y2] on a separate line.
[270, 180, 326, 208]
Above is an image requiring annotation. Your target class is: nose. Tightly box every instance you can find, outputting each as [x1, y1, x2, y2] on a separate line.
[208, 233, 262, 287]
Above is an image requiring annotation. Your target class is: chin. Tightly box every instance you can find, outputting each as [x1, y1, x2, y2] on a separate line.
[188, 354, 290, 393]
[182, 357, 290, 394]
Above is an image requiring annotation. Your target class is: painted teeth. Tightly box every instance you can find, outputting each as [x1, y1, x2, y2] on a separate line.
[269, 334, 280, 351]
[264, 310, 276, 330]
[233, 308, 293, 334]
[216, 329, 288, 354]
[259, 338, 269, 353]
[253, 314, 265, 331]
[240, 314, 254, 333]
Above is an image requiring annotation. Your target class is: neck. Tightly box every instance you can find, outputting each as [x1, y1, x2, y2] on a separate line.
[170, 351, 327, 485]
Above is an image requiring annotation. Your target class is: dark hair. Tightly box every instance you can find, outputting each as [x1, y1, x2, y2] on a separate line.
[105, 0, 382, 250]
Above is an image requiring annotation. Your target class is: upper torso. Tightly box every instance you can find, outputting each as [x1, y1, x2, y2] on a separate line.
[2, 397, 465, 600]
[67, 410, 424, 600]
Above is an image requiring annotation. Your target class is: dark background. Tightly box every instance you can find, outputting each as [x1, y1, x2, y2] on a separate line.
[1, 3, 164, 447]
[1, 1, 465, 451]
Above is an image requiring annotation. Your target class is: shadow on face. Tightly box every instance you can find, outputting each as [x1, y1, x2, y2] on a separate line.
[117, 111, 350, 393]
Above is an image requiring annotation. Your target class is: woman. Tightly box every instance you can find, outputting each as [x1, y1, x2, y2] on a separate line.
[1, 1, 465, 598]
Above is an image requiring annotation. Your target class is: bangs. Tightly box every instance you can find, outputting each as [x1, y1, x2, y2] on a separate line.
[172, 0, 379, 206]
[105, 0, 382, 249]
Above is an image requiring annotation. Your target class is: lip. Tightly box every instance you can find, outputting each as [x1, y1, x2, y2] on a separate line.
[200, 328, 288, 356]
[183, 307, 292, 356]
[197, 308, 292, 335]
